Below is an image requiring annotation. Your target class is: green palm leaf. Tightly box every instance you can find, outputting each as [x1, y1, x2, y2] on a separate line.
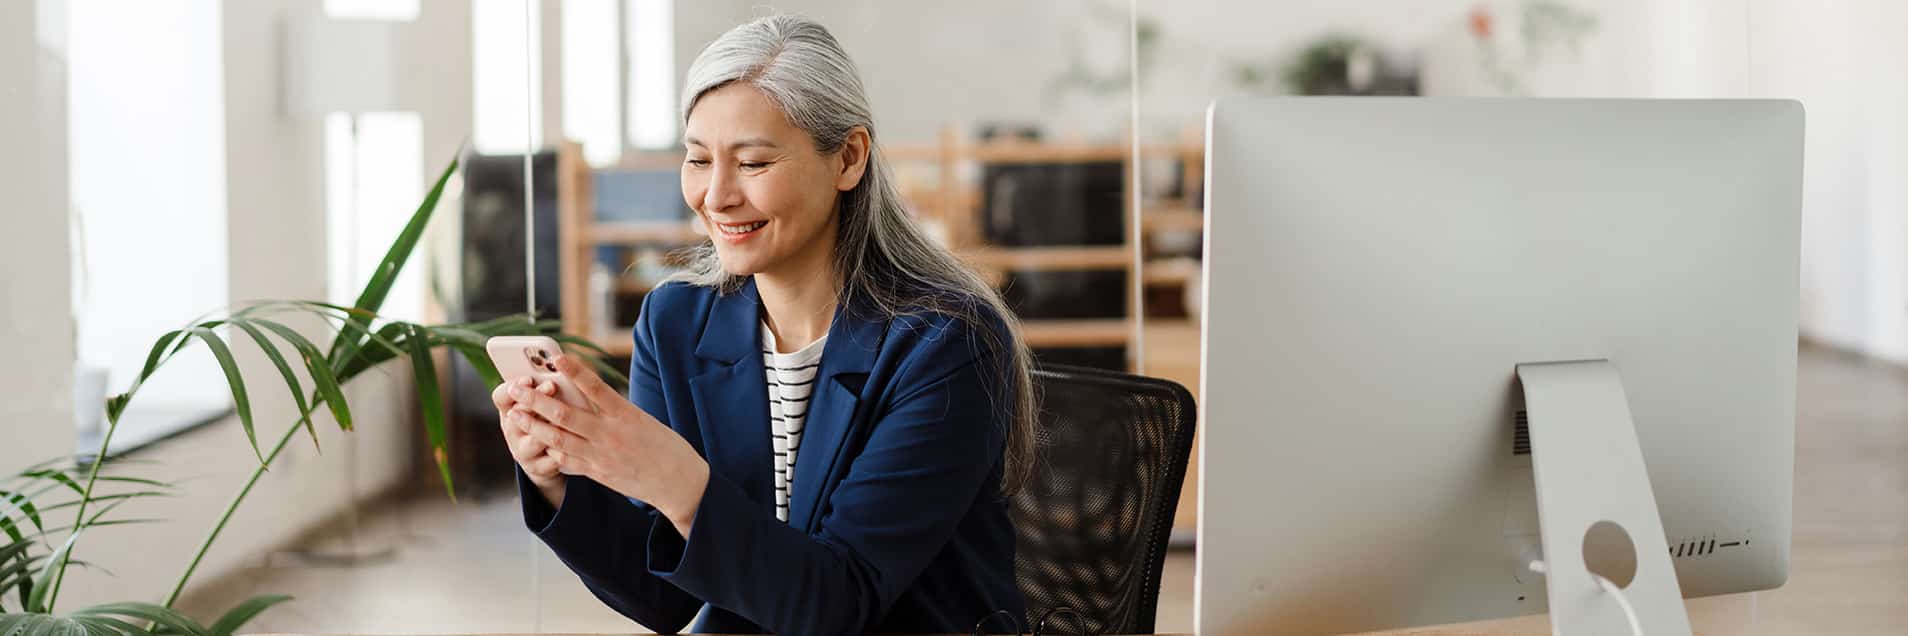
[449, 343, 504, 389]
[0, 492, 41, 546]
[228, 321, 318, 451]
[182, 329, 258, 464]
[405, 325, 454, 500]
[328, 154, 460, 373]
[551, 336, 630, 387]
[25, 529, 82, 613]
[335, 322, 413, 382]
[69, 615, 153, 636]
[205, 595, 289, 636]
[250, 320, 351, 432]
[72, 603, 208, 636]
[1, 555, 47, 604]
[121, 330, 186, 421]
[15, 474, 80, 499]
[0, 612, 103, 636]
[68, 476, 171, 491]
[32, 492, 173, 519]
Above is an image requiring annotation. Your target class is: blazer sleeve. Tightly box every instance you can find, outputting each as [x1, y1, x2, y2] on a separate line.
[642, 320, 1010, 634]
[517, 291, 703, 633]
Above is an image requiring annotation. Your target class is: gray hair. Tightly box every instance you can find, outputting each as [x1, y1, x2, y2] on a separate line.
[674, 15, 1038, 496]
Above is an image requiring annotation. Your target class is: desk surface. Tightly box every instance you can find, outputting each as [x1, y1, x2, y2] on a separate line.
[249, 623, 1566, 636]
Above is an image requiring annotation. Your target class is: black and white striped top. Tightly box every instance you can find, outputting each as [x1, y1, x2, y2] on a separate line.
[762, 323, 826, 523]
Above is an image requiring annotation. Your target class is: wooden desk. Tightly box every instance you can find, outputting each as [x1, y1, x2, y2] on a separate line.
[249, 621, 1566, 636]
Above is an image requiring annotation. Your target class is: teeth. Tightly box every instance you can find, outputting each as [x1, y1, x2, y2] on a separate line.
[718, 221, 766, 234]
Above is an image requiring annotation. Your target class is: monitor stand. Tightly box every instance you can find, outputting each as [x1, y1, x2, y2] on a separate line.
[1517, 360, 1693, 636]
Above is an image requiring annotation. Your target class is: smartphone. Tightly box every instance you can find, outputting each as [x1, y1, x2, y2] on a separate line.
[485, 336, 591, 411]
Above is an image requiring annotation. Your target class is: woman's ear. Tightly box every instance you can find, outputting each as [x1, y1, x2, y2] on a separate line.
[835, 126, 871, 192]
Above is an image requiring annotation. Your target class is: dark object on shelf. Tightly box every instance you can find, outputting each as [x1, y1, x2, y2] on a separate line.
[1000, 270, 1128, 320]
[448, 150, 561, 494]
[980, 162, 1126, 247]
[1011, 364, 1197, 635]
[976, 122, 1043, 143]
[460, 151, 561, 322]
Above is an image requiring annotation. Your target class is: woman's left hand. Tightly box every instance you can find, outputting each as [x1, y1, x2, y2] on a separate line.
[508, 355, 710, 536]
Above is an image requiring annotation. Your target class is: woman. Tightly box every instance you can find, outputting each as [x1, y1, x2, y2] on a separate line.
[490, 14, 1036, 635]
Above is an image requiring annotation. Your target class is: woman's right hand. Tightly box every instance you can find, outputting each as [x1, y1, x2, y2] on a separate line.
[494, 377, 567, 508]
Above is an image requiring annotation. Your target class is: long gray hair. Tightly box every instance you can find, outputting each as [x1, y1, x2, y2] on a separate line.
[674, 15, 1038, 496]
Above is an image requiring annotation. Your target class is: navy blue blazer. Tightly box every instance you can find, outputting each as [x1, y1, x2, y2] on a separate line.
[519, 278, 1025, 634]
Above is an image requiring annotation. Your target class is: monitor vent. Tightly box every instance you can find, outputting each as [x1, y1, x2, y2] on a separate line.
[1670, 537, 1731, 558]
[1512, 410, 1531, 456]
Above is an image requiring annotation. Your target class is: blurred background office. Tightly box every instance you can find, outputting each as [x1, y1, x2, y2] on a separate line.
[1, 0, 1903, 633]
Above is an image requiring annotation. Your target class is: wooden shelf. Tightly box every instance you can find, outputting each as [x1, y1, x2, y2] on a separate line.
[1143, 257, 1201, 286]
[596, 318, 1142, 354]
[586, 222, 702, 245]
[1142, 206, 1205, 233]
[1020, 318, 1132, 348]
[964, 245, 1132, 271]
[563, 134, 1209, 365]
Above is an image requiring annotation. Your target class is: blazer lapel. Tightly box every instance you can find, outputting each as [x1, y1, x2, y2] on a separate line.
[687, 280, 775, 510]
[788, 298, 888, 532]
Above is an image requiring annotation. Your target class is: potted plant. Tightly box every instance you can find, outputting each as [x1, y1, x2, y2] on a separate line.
[1, 152, 623, 636]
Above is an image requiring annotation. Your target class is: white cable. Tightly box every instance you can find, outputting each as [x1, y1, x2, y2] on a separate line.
[1593, 572, 1644, 636]
[1525, 559, 1643, 636]
[524, 1, 543, 633]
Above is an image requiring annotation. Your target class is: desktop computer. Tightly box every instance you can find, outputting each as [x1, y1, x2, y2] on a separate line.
[1196, 98, 1801, 634]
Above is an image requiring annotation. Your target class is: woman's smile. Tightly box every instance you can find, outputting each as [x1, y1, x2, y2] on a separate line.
[712, 218, 769, 243]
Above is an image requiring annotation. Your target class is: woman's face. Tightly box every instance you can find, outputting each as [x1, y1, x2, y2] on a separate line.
[681, 83, 868, 279]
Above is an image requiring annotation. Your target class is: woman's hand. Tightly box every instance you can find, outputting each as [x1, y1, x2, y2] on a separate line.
[509, 355, 711, 537]
[494, 377, 568, 509]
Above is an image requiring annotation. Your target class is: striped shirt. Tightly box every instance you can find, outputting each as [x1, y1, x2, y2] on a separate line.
[762, 322, 826, 523]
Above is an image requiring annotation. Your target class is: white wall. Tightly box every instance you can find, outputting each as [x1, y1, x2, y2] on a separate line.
[0, 0, 76, 475]
[1748, 0, 1908, 360]
[687, 0, 1495, 143]
[66, 0, 233, 411]
[681, 1, 1905, 360]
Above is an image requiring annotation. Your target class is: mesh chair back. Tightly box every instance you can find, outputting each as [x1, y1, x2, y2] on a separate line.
[1009, 365, 1198, 635]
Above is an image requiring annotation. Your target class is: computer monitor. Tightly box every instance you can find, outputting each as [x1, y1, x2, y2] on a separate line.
[1196, 98, 1801, 634]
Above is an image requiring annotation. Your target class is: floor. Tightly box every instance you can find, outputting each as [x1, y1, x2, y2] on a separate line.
[182, 343, 1906, 634]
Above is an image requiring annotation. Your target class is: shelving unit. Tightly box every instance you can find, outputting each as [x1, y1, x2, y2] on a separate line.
[556, 142, 701, 358]
[556, 134, 1207, 365]
[887, 130, 1205, 367]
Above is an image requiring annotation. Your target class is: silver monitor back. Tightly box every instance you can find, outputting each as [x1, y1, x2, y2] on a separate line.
[1195, 98, 1801, 634]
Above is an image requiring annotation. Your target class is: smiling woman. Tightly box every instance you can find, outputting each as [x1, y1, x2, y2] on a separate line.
[499, 13, 1039, 636]
[679, 84, 858, 289]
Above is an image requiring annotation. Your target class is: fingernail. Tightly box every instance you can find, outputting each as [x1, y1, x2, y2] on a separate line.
[509, 386, 526, 398]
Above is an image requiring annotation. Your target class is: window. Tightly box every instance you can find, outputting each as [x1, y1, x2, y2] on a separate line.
[324, 112, 426, 321]
[67, 0, 231, 454]
[473, 0, 543, 154]
[320, 3, 427, 322]
[563, 0, 623, 166]
[626, 0, 676, 149]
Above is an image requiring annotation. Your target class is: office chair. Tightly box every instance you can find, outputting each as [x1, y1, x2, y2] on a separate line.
[1009, 364, 1198, 635]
